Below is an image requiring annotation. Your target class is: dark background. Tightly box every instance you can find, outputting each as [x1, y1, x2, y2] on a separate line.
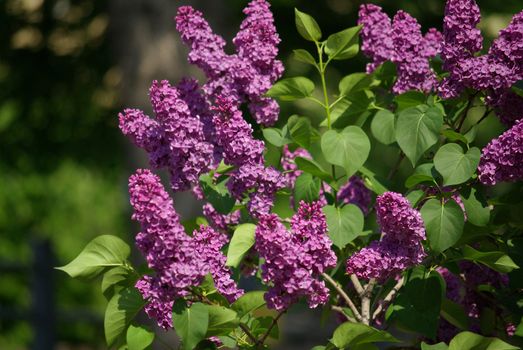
[1, 0, 521, 348]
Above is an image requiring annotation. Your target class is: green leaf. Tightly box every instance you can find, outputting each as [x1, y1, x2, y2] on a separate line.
[104, 287, 145, 347]
[288, 115, 312, 149]
[251, 316, 279, 339]
[422, 342, 449, 350]
[321, 126, 371, 178]
[231, 291, 266, 319]
[330, 322, 398, 348]
[127, 325, 155, 350]
[294, 173, 321, 208]
[405, 163, 436, 188]
[407, 189, 425, 207]
[325, 26, 361, 60]
[359, 166, 388, 195]
[328, 90, 374, 128]
[294, 8, 322, 42]
[293, 49, 316, 66]
[441, 298, 470, 330]
[295, 157, 332, 182]
[323, 204, 364, 249]
[57, 235, 130, 279]
[199, 174, 236, 214]
[395, 91, 427, 112]
[395, 105, 444, 167]
[442, 130, 469, 145]
[434, 144, 480, 186]
[266, 77, 315, 101]
[262, 128, 290, 147]
[173, 301, 209, 350]
[391, 268, 444, 339]
[421, 198, 465, 253]
[206, 305, 239, 337]
[101, 266, 131, 300]
[461, 245, 519, 273]
[460, 188, 490, 227]
[448, 331, 519, 350]
[371, 109, 396, 145]
[339, 73, 373, 96]
[226, 224, 256, 268]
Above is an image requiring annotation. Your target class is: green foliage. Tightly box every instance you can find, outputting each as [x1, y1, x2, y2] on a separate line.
[205, 305, 240, 337]
[127, 325, 155, 350]
[231, 291, 266, 319]
[330, 322, 398, 349]
[294, 9, 322, 42]
[267, 77, 315, 101]
[390, 268, 444, 339]
[226, 224, 256, 268]
[323, 204, 364, 249]
[104, 287, 145, 347]
[434, 144, 480, 186]
[395, 105, 444, 166]
[321, 126, 371, 177]
[461, 245, 519, 273]
[325, 26, 361, 60]
[56, 235, 130, 279]
[460, 188, 490, 227]
[421, 199, 465, 253]
[173, 301, 209, 350]
[371, 110, 396, 145]
[294, 173, 321, 207]
[448, 331, 519, 350]
[199, 174, 236, 214]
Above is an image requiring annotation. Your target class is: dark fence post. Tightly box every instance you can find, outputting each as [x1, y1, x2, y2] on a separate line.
[31, 239, 55, 350]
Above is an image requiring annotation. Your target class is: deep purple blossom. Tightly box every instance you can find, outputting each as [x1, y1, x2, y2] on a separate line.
[358, 4, 441, 93]
[346, 192, 426, 281]
[175, 0, 283, 126]
[486, 90, 523, 126]
[478, 119, 523, 185]
[256, 201, 336, 310]
[128, 169, 241, 329]
[337, 176, 372, 215]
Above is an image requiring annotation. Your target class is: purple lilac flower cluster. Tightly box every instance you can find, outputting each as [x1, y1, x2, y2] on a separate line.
[175, 0, 283, 126]
[119, 80, 215, 192]
[346, 192, 426, 281]
[358, 4, 442, 94]
[436, 263, 509, 341]
[129, 169, 242, 329]
[478, 119, 523, 185]
[255, 201, 337, 310]
[337, 176, 372, 215]
[212, 96, 285, 218]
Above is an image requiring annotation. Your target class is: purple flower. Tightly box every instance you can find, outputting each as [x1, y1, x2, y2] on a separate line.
[358, 4, 394, 73]
[478, 119, 523, 185]
[486, 90, 523, 127]
[175, 0, 283, 126]
[202, 203, 241, 233]
[337, 176, 372, 215]
[346, 192, 426, 281]
[358, 4, 441, 93]
[128, 169, 241, 329]
[390, 11, 439, 94]
[255, 201, 336, 310]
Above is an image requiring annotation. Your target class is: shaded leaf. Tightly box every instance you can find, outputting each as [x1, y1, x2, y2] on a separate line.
[421, 198, 465, 253]
[323, 204, 364, 249]
[226, 224, 256, 268]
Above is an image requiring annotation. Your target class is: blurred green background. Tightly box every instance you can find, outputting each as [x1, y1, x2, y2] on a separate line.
[1, 0, 521, 348]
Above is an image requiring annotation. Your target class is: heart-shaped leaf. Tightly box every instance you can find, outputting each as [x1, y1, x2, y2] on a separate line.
[323, 204, 364, 249]
[434, 144, 480, 186]
[421, 199, 464, 253]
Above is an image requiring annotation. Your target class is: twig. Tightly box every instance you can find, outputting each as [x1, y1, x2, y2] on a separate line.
[239, 323, 259, 345]
[350, 274, 365, 296]
[456, 92, 479, 132]
[322, 273, 362, 322]
[371, 276, 405, 320]
[361, 279, 376, 325]
[258, 310, 285, 346]
[332, 305, 357, 323]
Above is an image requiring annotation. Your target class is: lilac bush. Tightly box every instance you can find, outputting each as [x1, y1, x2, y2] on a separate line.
[59, 0, 523, 349]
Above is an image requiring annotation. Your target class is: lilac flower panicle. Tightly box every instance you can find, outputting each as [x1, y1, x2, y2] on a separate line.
[358, 4, 441, 94]
[346, 192, 426, 281]
[337, 176, 372, 215]
[256, 201, 336, 310]
[128, 169, 242, 329]
[486, 90, 523, 126]
[175, 0, 283, 126]
[478, 119, 523, 185]
[358, 4, 394, 73]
